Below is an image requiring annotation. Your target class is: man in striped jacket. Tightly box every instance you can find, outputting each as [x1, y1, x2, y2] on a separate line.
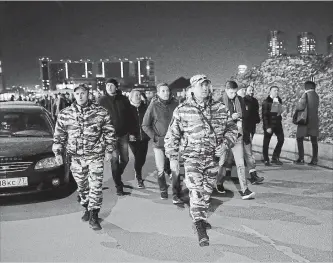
[164, 75, 238, 247]
[53, 84, 116, 231]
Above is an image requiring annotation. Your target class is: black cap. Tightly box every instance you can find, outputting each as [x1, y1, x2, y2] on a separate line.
[106, 78, 119, 88]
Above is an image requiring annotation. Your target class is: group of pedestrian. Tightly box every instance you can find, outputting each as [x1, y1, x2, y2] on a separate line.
[52, 76, 320, 247]
[261, 81, 319, 167]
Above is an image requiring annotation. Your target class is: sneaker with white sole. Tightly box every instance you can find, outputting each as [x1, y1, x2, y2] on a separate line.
[137, 180, 145, 189]
[172, 196, 183, 204]
[241, 188, 255, 200]
[216, 184, 226, 194]
[160, 191, 168, 200]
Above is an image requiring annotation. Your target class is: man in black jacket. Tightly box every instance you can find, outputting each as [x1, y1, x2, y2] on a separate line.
[237, 85, 264, 185]
[98, 78, 132, 195]
[244, 86, 261, 139]
[262, 86, 285, 166]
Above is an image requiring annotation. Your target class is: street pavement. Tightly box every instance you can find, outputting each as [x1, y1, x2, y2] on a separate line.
[1, 143, 332, 262]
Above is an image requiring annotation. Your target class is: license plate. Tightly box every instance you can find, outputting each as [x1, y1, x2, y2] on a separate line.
[0, 177, 28, 188]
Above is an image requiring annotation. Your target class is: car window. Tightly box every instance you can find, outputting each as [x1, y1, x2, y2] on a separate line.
[0, 111, 53, 137]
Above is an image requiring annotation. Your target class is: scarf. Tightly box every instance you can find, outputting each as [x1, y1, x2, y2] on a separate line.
[130, 99, 141, 108]
[222, 92, 243, 118]
[158, 97, 170, 105]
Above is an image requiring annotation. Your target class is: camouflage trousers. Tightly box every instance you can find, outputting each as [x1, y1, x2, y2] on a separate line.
[70, 156, 104, 211]
[183, 156, 219, 222]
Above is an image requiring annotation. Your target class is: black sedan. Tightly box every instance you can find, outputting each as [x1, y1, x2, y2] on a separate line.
[0, 101, 73, 197]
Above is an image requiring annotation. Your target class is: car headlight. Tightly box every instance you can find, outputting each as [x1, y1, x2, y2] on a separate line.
[35, 157, 61, 170]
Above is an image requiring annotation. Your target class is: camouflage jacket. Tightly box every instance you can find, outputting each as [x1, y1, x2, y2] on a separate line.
[52, 100, 116, 157]
[164, 96, 238, 161]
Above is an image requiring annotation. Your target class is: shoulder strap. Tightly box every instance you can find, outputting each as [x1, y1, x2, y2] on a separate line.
[192, 103, 218, 145]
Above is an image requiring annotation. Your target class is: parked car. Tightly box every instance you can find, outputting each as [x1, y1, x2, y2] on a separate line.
[0, 101, 73, 197]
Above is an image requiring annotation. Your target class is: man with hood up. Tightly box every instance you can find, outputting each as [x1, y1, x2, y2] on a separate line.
[98, 78, 132, 196]
[142, 83, 182, 204]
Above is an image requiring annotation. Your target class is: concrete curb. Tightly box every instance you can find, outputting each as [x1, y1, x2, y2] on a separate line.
[252, 134, 333, 170]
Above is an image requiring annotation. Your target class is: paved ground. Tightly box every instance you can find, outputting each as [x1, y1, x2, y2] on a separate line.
[1, 144, 332, 262]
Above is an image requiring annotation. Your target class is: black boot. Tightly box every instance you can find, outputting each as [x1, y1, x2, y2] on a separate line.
[81, 204, 90, 222]
[203, 221, 212, 229]
[192, 221, 212, 231]
[89, 209, 102, 231]
[194, 220, 209, 247]
[271, 158, 283, 165]
[294, 159, 305, 165]
[249, 171, 264, 185]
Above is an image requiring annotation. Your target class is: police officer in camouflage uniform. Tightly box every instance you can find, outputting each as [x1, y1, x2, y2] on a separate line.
[165, 75, 238, 247]
[53, 84, 116, 231]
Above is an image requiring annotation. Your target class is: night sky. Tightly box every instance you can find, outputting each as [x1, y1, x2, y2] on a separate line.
[1, 1, 332, 88]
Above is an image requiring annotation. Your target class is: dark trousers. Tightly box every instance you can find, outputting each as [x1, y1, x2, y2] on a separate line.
[297, 136, 318, 162]
[129, 140, 149, 181]
[263, 125, 285, 161]
[111, 135, 129, 191]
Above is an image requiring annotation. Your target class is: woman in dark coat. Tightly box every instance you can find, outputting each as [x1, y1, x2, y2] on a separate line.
[128, 88, 150, 188]
[294, 81, 319, 165]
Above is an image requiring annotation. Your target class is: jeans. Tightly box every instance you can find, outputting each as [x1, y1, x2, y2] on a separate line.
[297, 136, 318, 162]
[111, 134, 129, 191]
[153, 147, 181, 196]
[243, 142, 256, 172]
[129, 140, 149, 181]
[217, 136, 248, 193]
[263, 125, 284, 161]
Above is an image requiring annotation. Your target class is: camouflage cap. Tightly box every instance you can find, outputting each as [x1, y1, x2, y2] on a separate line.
[74, 84, 89, 92]
[190, 74, 211, 86]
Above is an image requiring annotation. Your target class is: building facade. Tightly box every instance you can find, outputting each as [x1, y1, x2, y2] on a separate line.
[297, 32, 316, 55]
[327, 35, 333, 55]
[134, 57, 155, 86]
[67, 60, 93, 80]
[96, 59, 136, 86]
[268, 30, 286, 57]
[39, 57, 51, 90]
[0, 59, 5, 94]
[40, 58, 95, 90]
[49, 61, 67, 91]
[40, 57, 156, 90]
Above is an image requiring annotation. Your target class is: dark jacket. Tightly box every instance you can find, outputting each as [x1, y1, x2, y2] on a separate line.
[142, 96, 179, 148]
[262, 96, 283, 130]
[243, 95, 260, 134]
[222, 95, 252, 144]
[98, 90, 132, 137]
[128, 101, 150, 141]
[296, 90, 319, 138]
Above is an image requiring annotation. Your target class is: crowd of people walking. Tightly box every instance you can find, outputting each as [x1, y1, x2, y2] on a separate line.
[29, 75, 319, 247]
